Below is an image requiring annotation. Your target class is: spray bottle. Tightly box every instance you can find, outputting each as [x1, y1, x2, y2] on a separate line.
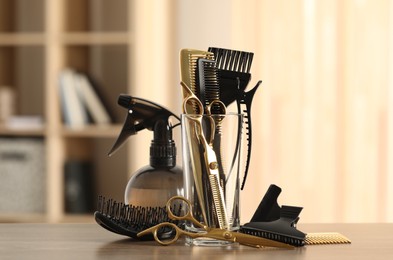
[108, 94, 183, 208]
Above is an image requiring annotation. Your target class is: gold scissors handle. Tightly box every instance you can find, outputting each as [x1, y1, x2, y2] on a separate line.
[181, 81, 204, 115]
[206, 99, 226, 115]
[136, 222, 204, 246]
[137, 196, 207, 245]
[165, 196, 205, 229]
[181, 81, 218, 145]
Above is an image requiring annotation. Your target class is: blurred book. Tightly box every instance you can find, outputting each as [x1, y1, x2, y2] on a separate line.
[58, 69, 113, 128]
[74, 72, 111, 125]
[59, 69, 89, 128]
[5, 115, 44, 130]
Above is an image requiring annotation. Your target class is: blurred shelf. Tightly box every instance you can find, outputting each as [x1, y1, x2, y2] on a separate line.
[0, 33, 45, 45]
[61, 124, 122, 138]
[0, 213, 47, 223]
[61, 32, 131, 45]
[0, 124, 46, 137]
[0, 213, 97, 224]
[60, 214, 95, 223]
[0, 0, 132, 224]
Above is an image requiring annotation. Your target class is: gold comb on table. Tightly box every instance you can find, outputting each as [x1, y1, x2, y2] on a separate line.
[305, 232, 351, 245]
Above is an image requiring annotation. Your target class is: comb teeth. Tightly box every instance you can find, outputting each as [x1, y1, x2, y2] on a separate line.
[305, 233, 351, 245]
[240, 226, 306, 247]
[188, 53, 214, 95]
[95, 196, 181, 239]
[208, 47, 254, 73]
[197, 59, 220, 107]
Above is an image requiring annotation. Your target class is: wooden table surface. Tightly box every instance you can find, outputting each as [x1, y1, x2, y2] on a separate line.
[0, 223, 392, 259]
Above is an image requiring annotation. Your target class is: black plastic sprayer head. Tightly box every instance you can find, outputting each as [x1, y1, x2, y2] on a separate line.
[108, 94, 180, 156]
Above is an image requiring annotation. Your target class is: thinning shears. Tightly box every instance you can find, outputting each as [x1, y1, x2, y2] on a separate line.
[137, 196, 293, 248]
[180, 81, 228, 229]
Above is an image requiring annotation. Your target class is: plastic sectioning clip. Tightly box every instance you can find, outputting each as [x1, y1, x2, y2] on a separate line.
[239, 184, 306, 247]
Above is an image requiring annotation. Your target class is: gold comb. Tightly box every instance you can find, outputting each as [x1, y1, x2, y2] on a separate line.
[305, 232, 351, 245]
[180, 49, 214, 113]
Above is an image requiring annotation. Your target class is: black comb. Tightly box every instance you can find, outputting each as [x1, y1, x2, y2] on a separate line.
[237, 80, 261, 190]
[196, 58, 227, 226]
[208, 47, 254, 106]
[196, 58, 220, 110]
[94, 196, 180, 240]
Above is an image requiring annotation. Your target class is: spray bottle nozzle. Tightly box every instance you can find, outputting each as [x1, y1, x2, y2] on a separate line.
[117, 94, 133, 109]
[108, 95, 180, 156]
[150, 120, 176, 168]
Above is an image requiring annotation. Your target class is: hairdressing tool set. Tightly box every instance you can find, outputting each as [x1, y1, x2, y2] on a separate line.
[179, 47, 261, 234]
[94, 46, 350, 249]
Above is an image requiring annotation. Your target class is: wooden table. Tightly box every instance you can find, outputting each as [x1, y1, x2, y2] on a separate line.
[0, 223, 392, 259]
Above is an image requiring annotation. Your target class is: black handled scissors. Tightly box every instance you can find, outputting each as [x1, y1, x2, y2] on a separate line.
[137, 196, 293, 248]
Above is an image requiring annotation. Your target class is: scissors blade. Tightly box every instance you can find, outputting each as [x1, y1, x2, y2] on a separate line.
[198, 129, 229, 230]
[232, 232, 294, 249]
[137, 226, 158, 238]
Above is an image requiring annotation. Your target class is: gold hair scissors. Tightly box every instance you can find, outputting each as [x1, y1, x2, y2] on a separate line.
[137, 196, 293, 249]
[181, 81, 228, 229]
[181, 81, 226, 143]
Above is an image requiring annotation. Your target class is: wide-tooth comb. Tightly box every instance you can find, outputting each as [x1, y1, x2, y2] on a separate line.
[180, 49, 214, 113]
[94, 196, 180, 240]
[305, 232, 351, 245]
[208, 47, 254, 106]
[209, 47, 253, 73]
[237, 80, 262, 190]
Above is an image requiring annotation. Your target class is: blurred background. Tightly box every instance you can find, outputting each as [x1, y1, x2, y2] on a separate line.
[0, 0, 392, 223]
